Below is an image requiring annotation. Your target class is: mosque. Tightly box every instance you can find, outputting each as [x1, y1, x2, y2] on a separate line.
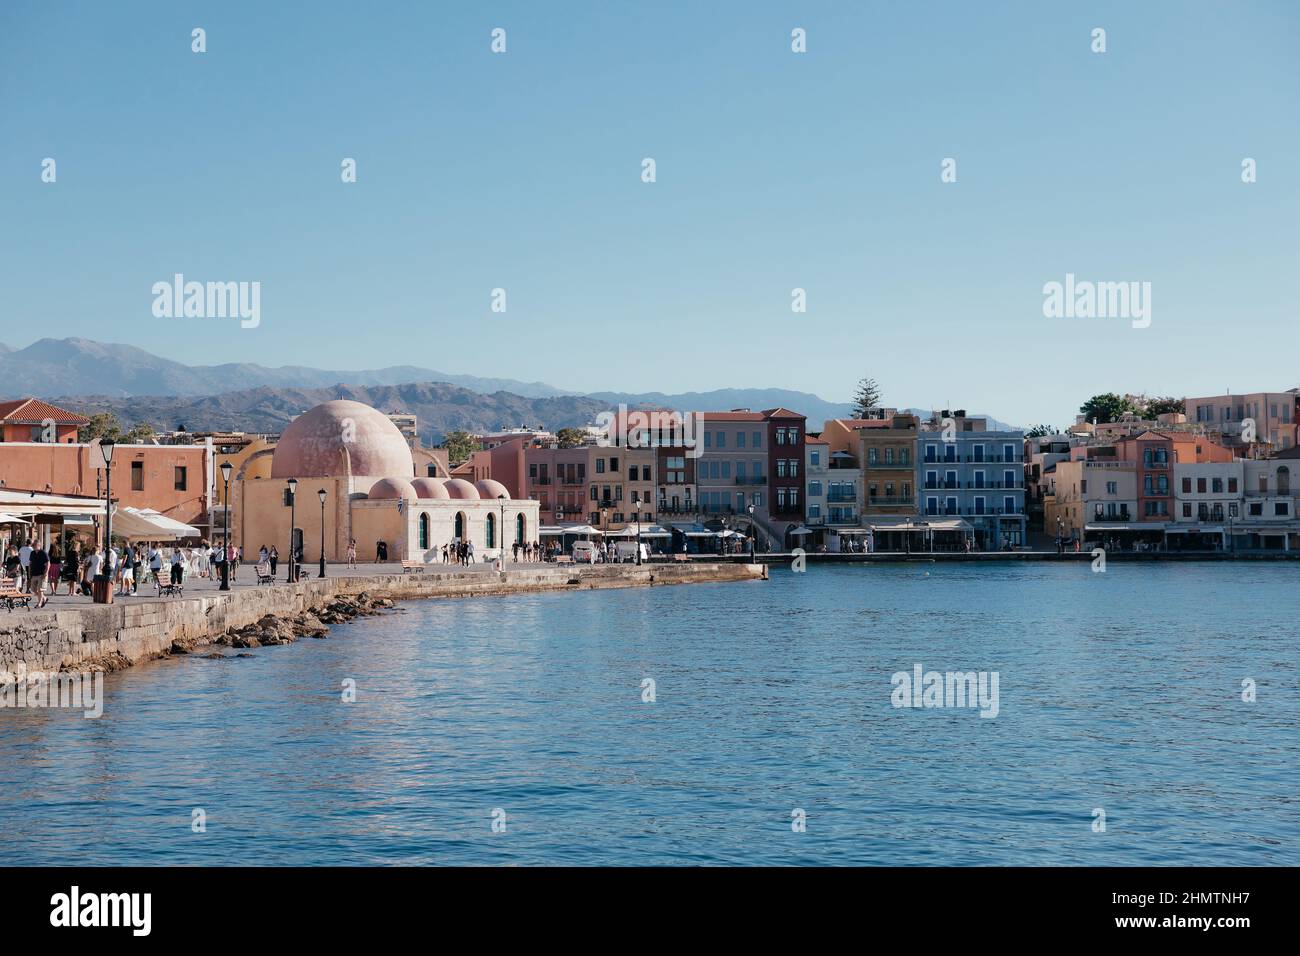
[235, 400, 539, 563]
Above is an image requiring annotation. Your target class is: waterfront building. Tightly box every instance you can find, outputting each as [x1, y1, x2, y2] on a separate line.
[1169, 461, 1243, 550]
[804, 436, 829, 549]
[1024, 433, 1074, 533]
[236, 400, 538, 563]
[917, 411, 1026, 549]
[1112, 430, 1233, 527]
[0, 405, 215, 540]
[1048, 459, 1138, 546]
[1239, 458, 1299, 550]
[766, 409, 808, 544]
[523, 443, 589, 525]
[697, 411, 766, 521]
[816, 418, 867, 549]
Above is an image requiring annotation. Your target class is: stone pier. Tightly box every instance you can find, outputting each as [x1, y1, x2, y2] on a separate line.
[0, 562, 766, 684]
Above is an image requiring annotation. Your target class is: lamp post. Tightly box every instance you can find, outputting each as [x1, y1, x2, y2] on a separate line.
[317, 488, 327, 578]
[498, 493, 507, 565]
[101, 438, 115, 554]
[635, 499, 642, 565]
[286, 477, 298, 582]
[219, 461, 233, 591]
[747, 503, 757, 564]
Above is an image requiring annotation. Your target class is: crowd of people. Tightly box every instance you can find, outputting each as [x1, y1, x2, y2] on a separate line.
[1, 536, 254, 607]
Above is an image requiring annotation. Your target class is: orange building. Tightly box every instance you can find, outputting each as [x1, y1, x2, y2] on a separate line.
[0, 398, 87, 443]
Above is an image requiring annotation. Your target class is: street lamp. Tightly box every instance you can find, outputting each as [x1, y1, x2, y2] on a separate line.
[286, 477, 298, 582]
[498, 493, 507, 565]
[101, 438, 115, 554]
[635, 499, 642, 565]
[317, 488, 327, 578]
[219, 461, 233, 591]
[747, 503, 757, 564]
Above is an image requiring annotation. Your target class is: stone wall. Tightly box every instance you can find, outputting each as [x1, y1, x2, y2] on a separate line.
[0, 562, 765, 684]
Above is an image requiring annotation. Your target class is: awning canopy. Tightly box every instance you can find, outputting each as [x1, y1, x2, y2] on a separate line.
[111, 506, 200, 540]
[787, 526, 813, 535]
[0, 489, 107, 516]
[1084, 523, 1167, 532]
[0, 512, 32, 524]
[1166, 525, 1225, 534]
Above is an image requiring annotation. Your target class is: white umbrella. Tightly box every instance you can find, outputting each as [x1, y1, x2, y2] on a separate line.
[788, 526, 813, 535]
[0, 512, 32, 524]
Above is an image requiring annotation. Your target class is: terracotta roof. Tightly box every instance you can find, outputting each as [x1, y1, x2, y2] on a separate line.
[701, 411, 765, 422]
[760, 407, 806, 420]
[0, 398, 90, 425]
[806, 437, 829, 445]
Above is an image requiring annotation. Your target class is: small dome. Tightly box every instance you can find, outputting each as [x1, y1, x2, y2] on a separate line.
[475, 479, 511, 500]
[368, 477, 417, 500]
[410, 477, 450, 499]
[443, 478, 480, 500]
[272, 400, 414, 479]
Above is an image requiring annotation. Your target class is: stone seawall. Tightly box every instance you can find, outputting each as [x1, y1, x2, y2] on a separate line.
[0, 562, 765, 684]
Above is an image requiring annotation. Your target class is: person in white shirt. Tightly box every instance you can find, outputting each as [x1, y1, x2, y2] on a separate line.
[18, 541, 32, 589]
[169, 547, 184, 585]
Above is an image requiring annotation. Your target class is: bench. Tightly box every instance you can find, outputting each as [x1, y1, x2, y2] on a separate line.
[554, 555, 573, 564]
[156, 567, 184, 597]
[0, 577, 31, 612]
[672, 554, 691, 562]
[401, 560, 426, 574]
[256, 562, 275, 585]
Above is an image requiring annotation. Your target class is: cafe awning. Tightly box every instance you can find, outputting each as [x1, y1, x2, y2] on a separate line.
[0, 512, 32, 524]
[111, 506, 200, 540]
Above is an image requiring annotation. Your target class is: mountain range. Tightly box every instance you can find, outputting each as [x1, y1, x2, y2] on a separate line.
[2, 337, 1018, 440]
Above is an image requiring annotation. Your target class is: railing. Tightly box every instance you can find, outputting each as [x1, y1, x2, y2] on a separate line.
[827, 514, 860, 525]
[533, 477, 552, 485]
[735, 476, 767, 485]
[965, 480, 1022, 489]
[826, 492, 857, 503]
[1090, 512, 1132, 523]
[867, 496, 913, 506]
[657, 502, 697, 515]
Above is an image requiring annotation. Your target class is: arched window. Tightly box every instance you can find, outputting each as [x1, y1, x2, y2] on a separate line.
[485, 513, 496, 549]
[418, 513, 430, 549]
[516, 513, 526, 544]
[454, 512, 465, 540]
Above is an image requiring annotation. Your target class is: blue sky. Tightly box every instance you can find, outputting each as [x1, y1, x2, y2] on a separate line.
[1, 1, 1297, 426]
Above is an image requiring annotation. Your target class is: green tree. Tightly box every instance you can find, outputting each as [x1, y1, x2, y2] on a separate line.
[1025, 424, 1057, 438]
[1143, 396, 1184, 417]
[124, 421, 157, 443]
[440, 429, 476, 465]
[852, 377, 882, 418]
[1078, 393, 1136, 425]
[78, 412, 125, 443]
[556, 427, 587, 448]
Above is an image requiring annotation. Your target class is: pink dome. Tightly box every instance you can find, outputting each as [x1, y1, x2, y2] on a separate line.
[271, 400, 414, 479]
[475, 479, 511, 500]
[411, 477, 450, 499]
[368, 477, 417, 500]
[443, 478, 480, 500]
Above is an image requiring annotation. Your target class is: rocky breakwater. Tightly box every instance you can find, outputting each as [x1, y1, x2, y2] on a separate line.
[170, 592, 396, 655]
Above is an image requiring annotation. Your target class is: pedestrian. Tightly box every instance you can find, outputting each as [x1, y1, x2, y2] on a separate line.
[46, 544, 62, 595]
[347, 538, 357, 568]
[82, 546, 101, 596]
[28, 540, 49, 608]
[170, 547, 185, 586]
[376, 539, 388, 563]
[18, 538, 32, 591]
[269, 545, 278, 575]
[62, 543, 79, 595]
[118, 548, 134, 595]
[148, 543, 163, 587]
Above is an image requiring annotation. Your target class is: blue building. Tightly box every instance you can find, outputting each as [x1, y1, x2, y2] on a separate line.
[916, 412, 1026, 549]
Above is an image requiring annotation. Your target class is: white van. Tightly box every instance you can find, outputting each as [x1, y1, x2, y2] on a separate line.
[571, 540, 599, 563]
[614, 541, 649, 563]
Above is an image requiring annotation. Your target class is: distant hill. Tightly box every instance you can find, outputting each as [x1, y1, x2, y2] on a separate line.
[3, 337, 1023, 434]
[55, 382, 610, 447]
[0, 337, 568, 399]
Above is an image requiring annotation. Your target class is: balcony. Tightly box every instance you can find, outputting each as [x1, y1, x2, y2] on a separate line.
[657, 502, 697, 515]
[867, 496, 913, 506]
[735, 476, 768, 485]
[826, 493, 857, 503]
[533, 477, 552, 485]
[1090, 510, 1132, 523]
[827, 514, 860, 525]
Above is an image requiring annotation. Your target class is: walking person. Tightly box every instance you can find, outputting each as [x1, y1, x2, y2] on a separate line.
[18, 538, 32, 592]
[170, 547, 185, 586]
[118, 547, 135, 595]
[148, 543, 164, 588]
[62, 543, 79, 595]
[28, 540, 49, 609]
[269, 545, 279, 575]
[81, 546, 101, 597]
[46, 545, 62, 599]
[347, 538, 357, 569]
